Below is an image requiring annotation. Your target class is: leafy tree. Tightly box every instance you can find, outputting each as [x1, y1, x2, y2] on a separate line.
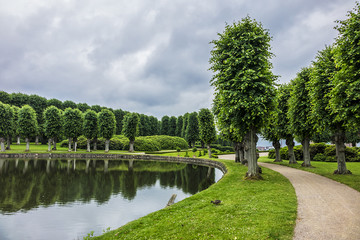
[10, 92, 29, 107]
[98, 109, 116, 152]
[175, 115, 183, 137]
[122, 113, 139, 152]
[91, 105, 102, 113]
[160, 116, 170, 135]
[139, 114, 151, 136]
[310, 45, 351, 174]
[83, 110, 98, 152]
[149, 116, 160, 135]
[4, 105, 15, 150]
[288, 67, 313, 167]
[185, 112, 199, 147]
[181, 113, 189, 138]
[198, 108, 216, 158]
[47, 98, 63, 109]
[329, 2, 360, 173]
[77, 103, 91, 112]
[18, 105, 38, 151]
[114, 109, 126, 135]
[63, 108, 83, 152]
[209, 17, 276, 178]
[277, 84, 297, 164]
[0, 102, 11, 151]
[63, 100, 77, 109]
[169, 116, 177, 136]
[43, 106, 63, 151]
[0, 91, 10, 104]
[12, 106, 21, 145]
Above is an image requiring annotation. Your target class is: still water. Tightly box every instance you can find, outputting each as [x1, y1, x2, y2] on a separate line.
[0, 158, 222, 240]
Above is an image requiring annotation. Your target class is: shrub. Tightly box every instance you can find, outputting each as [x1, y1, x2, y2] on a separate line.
[192, 147, 197, 153]
[293, 145, 303, 161]
[310, 142, 327, 159]
[268, 149, 275, 159]
[280, 147, 289, 160]
[144, 135, 188, 150]
[324, 145, 336, 157]
[134, 138, 161, 152]
[313, 153, 327, 162]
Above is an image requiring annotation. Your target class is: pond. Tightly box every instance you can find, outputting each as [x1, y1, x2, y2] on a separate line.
[0, 158, 223, 240]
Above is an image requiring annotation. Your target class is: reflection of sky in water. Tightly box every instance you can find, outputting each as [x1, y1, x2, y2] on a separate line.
[0, 168, 223, 240]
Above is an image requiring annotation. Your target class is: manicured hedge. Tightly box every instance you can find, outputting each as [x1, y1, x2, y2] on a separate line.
[269, 143, 360, 162]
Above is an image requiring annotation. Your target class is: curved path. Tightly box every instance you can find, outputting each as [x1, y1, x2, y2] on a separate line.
[218, 155, 360, 240]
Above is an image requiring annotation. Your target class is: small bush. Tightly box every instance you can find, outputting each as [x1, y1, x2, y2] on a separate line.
[313, 153, 327, 162]
[280, 147, 289, 160]
[192, 147, 197, 153]
[310, 142, 327, 159]
[268, 149, 275, 159]
[324, 145, 336, 157]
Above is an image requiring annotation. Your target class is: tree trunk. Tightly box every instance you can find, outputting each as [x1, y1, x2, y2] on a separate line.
[129, 140, 134, 152]
[25, 138, 30, 151]
[93, 138, 97, 151]
[68, 138, 72, 152]
[6, 136, 11, 150]
[243, 135, 250, 165]
[53, 139, 57, 150]
[272, 140, 282, 162]
[48, 138, 52, 152]
[234, 142, 240, 163]
[0, 138, 5, 152]
[74, 140, 78, 152]
[246, 127, 261, 178]
[239, 142, 245, 164]
[301, 136, 311, 167]
[35, 136, 39, 145]
[286, 136, 297, 164]
[105, 139, 110, 152]
[87, 139, 91, 152]
[17, 136, 20, 145]
[207, 143, 212, 158]
[334, 128, 351, 174]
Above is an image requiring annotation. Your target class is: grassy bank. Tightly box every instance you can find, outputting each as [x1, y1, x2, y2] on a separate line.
[259, 158, 360, 192]
[92, 159, 297, 240]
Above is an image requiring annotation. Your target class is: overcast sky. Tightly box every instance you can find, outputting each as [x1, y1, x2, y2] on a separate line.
[0, 0, 356, 118]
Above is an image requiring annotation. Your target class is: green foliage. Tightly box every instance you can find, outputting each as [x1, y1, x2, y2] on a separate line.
[134, 138, 161, 151]
[288, 67, 313, 141]
[313, 153, 327, 162]
[0, 102, 10, 138]
[98, 109, 116, 140]
[168, 116, 177, 136]
[185, 112, 199, 146]
[18, 105, 38, 138]
[175, 116, 183, 137]
[144, 135, 188, 150]
[63, 100, 77, 109]
[277, 84, 293, 138]
[210, 17, 276, 136]
[181, 113, 189, 138]
[47, 98, 63, 109]
[63, 108, 83, 139]
[198, 108, 216, 145]
[43, 106, 63, 139]
[192, 147, 197, 153]
[331, 2, 360, 129]
[83, 110, 98, 140]
[160, 116, 170, 135]
[122, 113, 139, 142]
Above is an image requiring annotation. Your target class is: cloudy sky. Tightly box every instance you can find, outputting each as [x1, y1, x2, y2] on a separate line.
[0, 0, 356, 118]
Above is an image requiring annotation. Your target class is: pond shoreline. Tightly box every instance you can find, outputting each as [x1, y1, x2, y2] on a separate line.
[0, 153, 227, 174]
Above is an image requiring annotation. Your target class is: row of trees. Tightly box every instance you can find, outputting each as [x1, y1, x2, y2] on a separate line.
[209, 2, 359, 177]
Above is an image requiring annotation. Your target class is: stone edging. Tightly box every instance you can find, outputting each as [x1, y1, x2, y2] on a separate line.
[0, 153, 228, 174]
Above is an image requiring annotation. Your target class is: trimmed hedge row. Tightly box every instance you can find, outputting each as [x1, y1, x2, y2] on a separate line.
[60, 135, 188, 152]
[268, 142, 360, 162]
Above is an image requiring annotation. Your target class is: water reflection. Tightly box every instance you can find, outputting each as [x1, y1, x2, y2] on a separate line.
[0, 159, 217, 214]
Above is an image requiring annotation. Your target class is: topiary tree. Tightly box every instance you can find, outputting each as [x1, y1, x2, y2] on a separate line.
[4, 105, 15, 150]
[210, 17, 276, 178]
[175, 115, 183, 137]
[83, 109, 98, 152]
[198, 108, 217, 158]
[18, 105, 38, 151]
[181, 113, 189, 138]
[168, 116, 177, 136]
[288, 67, 314, 167]
[43, 106, 63, 151]
[63, 108, 83, 152]
[0, 102, 9, 151]
[277, 84, 297, 164]
[160, 115, 170, 135]
[12, 106, 21, 145]
[122, 112, 139, 152]
[185, 112, 199, 148]
[98, 109, 116, 152]
[329, 2, 360, 174]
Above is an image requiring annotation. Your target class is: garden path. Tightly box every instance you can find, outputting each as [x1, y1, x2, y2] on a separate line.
[218, 155, 360, 240]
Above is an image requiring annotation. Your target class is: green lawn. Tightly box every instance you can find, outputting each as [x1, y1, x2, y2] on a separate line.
[259, 157, 360, 192]
[92, 159, 297, 240]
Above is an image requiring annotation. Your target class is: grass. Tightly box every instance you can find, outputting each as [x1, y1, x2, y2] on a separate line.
[259, 158, 360, 192]
[92, 159, 297, 240]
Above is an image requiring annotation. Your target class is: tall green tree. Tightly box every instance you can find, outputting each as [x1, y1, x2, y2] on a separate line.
[83, 110, 98, 152]
[63, 108, 83, 152]
[160, 116, 170, 135]
[210, 17, 276, 178]
[330, 2, 360, 173]
[169, 116, 177, 136]
[277, 84, 297, 164]
[288, 67, 313, 167]
[0, 102, 9, 151]
[175, 115, 183, 137]
[198, 108, 217, 158]
[114, 109, 126, 135]
[12, 106, 21, 145]
[18, 105, 38, 151]
[77, 103, 91, 112]
[310, 45, 351, 174]
[122, 113, 139, 152]
[98, 109, 116, 152]
[63, 100, 77, 109]
[43, 106, 63, 151]
[185, 112, 199, 147]
[47, 98, 63, 109]
[4, 105, 15, 150]
[181, 113, 189, 138]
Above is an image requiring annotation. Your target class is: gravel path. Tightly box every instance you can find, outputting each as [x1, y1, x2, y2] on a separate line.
[218, 155, 360, 239]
